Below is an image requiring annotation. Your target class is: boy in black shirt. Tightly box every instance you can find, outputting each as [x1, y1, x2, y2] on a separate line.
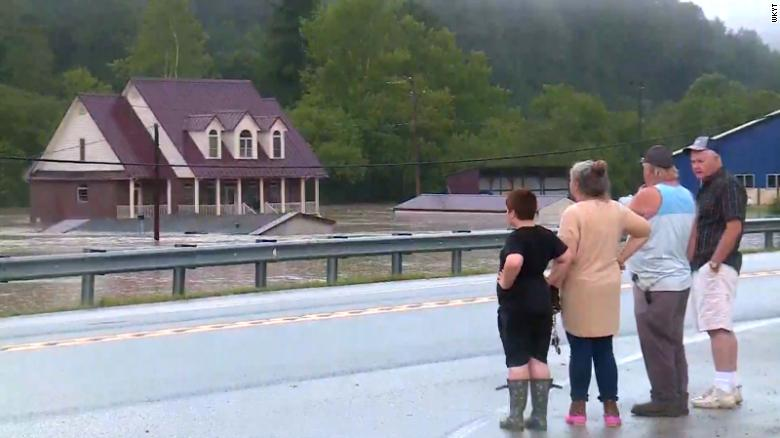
[497, 189, 571, 431]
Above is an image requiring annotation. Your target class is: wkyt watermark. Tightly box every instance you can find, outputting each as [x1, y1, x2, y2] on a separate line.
[774, 4, 778, 23]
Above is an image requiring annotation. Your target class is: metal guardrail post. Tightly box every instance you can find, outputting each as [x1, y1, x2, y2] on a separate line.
[391, 253, 403, 276]
[172, 267, 186, 296]
[326, 257, 338, 285]
[451, 250, 463, 275]
[766, 231, 775, 249]
[80, 248, 106, 306]
[255, 262, 267, 289]
[81, 274, 95, 306]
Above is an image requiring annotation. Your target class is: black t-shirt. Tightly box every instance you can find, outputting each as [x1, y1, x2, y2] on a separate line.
[497, 225, 568, 314]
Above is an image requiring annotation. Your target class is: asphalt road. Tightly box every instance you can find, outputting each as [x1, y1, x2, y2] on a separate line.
[1, 253, 780, 437]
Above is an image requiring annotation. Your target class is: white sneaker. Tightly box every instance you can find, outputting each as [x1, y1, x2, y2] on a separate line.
[691, 386, 738, 409]
[734, 385, 743, 405]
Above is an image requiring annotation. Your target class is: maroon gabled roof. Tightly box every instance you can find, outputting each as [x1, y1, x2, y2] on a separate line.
[130, 78, 327, 179]
[185, 114, 218, 131]
[79, 94, 175, 179]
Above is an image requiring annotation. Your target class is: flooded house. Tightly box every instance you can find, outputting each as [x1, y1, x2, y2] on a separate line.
[26, 78, 331, 235]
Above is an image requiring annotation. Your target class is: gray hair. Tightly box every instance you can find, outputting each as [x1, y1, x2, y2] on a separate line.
[645, 163, 680, 179]
[570, 160, 610, 198]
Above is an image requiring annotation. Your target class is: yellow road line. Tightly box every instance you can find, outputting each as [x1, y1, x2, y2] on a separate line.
[4, 270, 779, 353]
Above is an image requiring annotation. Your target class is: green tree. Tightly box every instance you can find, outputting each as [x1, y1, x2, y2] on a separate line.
[114, 0, 213, 79]
[253, 0, 320, 106]
[0, 85, 64, 207]
[60, 67, 112, 100]
[297, 0, 507, 199]
[0, 1, 55, 94]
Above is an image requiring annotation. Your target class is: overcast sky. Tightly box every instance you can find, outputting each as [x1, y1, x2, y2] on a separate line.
[688, 0, 780, 50]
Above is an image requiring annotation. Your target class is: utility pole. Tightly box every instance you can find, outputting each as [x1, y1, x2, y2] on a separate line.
[409, 75, 421, 196]
[153, 124, 161, 242]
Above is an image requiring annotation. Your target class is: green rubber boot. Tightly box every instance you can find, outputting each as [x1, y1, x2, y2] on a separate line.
[525, 379, 553, 431]
[499, 380, 528, 431]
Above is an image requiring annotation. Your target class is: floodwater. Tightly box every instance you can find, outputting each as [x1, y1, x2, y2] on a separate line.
[0, 205, 502, 315]
[0, 205, 776, 315]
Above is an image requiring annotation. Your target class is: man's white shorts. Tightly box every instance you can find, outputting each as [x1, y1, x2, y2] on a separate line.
[691, 264, 738, 332]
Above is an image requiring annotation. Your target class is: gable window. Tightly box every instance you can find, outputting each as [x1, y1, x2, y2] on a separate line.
[208, 130, 220, 158]
[735, 174, 755, 188]
[767, 174, 779, 188]
[79, 138, 85, 161]
[239, 130, 253, 158]
[77, 185, 88, 203]
[272, 131, 283, 159]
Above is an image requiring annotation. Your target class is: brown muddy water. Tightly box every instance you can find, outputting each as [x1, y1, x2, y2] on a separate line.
[0, 205, 775, 315]
[0, 205, 503, 315]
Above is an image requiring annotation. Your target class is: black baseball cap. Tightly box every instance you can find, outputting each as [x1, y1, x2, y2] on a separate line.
[641, 145, 674, 169]
[682, 136, 717, 154]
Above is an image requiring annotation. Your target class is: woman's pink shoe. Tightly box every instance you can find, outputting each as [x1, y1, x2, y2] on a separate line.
[566, 401, 587, 426]
[603, 400, 622, 427]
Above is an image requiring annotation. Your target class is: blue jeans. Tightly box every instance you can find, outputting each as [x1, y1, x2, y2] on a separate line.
[567, 332, 618, 402]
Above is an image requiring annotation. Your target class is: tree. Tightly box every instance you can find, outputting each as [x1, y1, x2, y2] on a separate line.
[0, 85, 64, 207]
[0, 1, 55, 94]
[297, 0, 508, 199]
[114, 0, 213, 79]
[60, 67, 112, 100]
[253, 0, 320, 106]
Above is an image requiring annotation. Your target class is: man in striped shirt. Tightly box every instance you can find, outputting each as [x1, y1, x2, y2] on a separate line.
[684, 136, 747, 409]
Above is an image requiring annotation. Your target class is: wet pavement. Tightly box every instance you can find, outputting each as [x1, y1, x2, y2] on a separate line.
[0, 254, 778, 437]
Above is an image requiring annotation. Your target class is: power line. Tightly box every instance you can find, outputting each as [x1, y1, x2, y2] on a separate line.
[0, 127, 726, 171]
[5, 110, 772, 171]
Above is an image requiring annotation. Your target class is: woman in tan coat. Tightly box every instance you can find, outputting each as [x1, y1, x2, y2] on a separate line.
[551, 160, 650, 427]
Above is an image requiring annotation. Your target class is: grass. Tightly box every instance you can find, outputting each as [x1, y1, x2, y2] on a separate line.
[0, 268, 494, 318]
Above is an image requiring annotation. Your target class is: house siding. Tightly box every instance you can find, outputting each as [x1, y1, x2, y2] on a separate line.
[31, 180, 123, 224]
[36, 99, 124, 173]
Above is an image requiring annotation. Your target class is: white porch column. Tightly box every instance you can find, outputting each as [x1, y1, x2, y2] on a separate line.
[138, 183, 144, 208]
[280, 178, 287, 213]
[237, 178, 243, 213]
[315, 178, 320, 216]
[259, 178, 265, 213]
[194, 178, 200, 214]
[166, 179, 172, 215]
[129, 179, 136, 218]
[216, 178, 222, 216]
[300, 178, 306, 213]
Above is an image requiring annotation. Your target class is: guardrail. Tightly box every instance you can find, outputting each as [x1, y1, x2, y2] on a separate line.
[0, 230, 508, 306]
[0, 218, 778, 306]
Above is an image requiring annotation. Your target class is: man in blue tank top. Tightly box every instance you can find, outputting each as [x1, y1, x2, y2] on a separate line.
[617, 145, 696, 417]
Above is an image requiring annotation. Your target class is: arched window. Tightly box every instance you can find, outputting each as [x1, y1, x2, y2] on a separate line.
[239, 130, 253, 158]
[272, 131, 283, 159]
[208, 130, 219, 158]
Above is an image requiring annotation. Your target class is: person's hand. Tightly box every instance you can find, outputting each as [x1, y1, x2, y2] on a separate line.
[709, 260, 721, 273]
[497, 269, 504, 287]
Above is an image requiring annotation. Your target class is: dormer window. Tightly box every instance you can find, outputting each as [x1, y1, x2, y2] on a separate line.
[208, 130, 220, 158]
[272, 130, 283, 159]
[239, 130, 253, 158]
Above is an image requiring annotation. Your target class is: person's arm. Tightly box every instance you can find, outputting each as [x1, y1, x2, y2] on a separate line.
[618, 187, 660, 266]
[710, 221, 742, 269]
[623, 206, 651, 239]
[550, 207, 579, 286]
[687, 218, 698, 262]
[498, 254, 523, 289]
[547, 248, 572, 288]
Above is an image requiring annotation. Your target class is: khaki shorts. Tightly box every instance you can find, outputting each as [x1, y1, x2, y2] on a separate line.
[691, 264, 738, 332]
